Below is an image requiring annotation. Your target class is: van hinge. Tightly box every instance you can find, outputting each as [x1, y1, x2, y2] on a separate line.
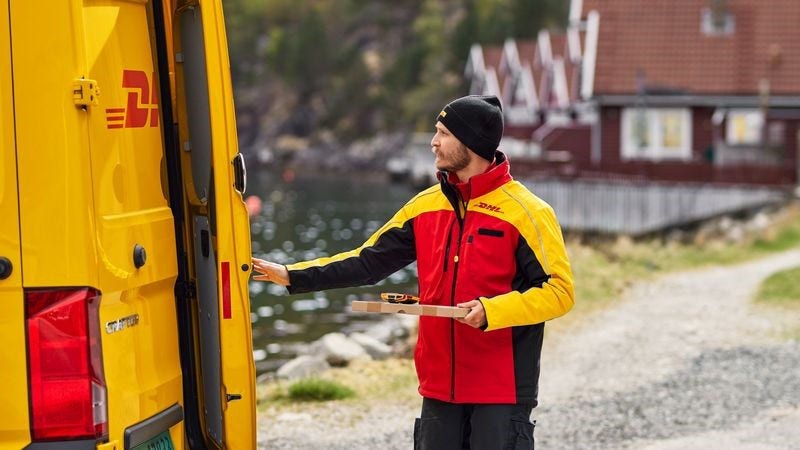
[73, 78, 100, 107]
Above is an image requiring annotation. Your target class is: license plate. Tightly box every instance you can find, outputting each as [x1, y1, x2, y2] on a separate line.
[131, 431, 175, 450]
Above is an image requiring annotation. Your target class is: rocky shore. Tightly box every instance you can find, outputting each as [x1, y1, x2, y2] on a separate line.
[259, 313, 418, 383]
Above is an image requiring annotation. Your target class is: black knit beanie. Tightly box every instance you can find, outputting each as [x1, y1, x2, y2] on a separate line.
[437, 95, 504, 161]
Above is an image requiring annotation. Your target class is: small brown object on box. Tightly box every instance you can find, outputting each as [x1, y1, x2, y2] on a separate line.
[351, 300, 469, 318]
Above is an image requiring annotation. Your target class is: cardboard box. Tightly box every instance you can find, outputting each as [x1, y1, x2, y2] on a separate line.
[351, 300, 469, 318]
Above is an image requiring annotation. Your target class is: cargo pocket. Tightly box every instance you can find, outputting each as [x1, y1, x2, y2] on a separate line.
[504, 418, 535, 450]
[414, 417, 450, 450]
[413, 417, 427, 450]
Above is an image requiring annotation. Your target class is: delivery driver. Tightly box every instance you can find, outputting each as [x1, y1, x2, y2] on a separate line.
[252, 95, 574, 450]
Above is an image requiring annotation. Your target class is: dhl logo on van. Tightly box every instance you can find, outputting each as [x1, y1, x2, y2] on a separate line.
[105, 70, 159, 129]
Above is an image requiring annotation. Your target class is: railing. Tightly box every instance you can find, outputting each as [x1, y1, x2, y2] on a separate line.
[713, 143, 784, 166]
[521, 179, 787, 235]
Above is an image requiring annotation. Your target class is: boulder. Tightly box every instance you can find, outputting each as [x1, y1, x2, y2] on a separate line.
[312, 332, 371, 366]
[350, 332, 392, 360]
[275, 355, 331, 380]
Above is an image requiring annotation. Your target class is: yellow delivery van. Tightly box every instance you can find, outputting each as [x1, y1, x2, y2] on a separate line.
[0, 0, 256, 448]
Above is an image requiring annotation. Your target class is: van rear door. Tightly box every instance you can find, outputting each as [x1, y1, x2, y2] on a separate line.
[0, 1, 30, 446]
[77, 1, 186, 448]
[173, 2, 256, 448]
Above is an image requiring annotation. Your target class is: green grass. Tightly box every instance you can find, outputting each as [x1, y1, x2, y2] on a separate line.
[753, 226, 800, 252]
[755, 266, 800, 305]
[257, 359, 417, 409]
[284, 377, 355, 402]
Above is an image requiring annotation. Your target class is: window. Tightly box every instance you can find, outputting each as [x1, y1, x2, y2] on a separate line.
[701, 7, 735, 36]
[621, 108, 692, 160]
[726, 109, 763, 145]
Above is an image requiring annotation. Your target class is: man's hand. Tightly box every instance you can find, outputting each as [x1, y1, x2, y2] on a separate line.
[456, 299, 487, 329]
[251, 258, 290, 286]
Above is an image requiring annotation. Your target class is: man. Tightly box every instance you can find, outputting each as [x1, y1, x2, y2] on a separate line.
[252, 95, 574, 449]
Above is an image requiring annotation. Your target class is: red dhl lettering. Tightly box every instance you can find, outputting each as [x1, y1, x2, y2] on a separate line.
[105, 70, 159, 129]
[476, 202, 502, 213]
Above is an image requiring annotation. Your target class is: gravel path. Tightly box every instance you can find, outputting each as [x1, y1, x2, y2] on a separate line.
[257, 249, 800, 449]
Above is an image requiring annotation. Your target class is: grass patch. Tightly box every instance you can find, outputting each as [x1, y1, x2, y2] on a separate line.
[257, 359, 419, 411]
[284, 377, 355, 402]
[755, 266, 800, 305]
[753, 225, 800, 252]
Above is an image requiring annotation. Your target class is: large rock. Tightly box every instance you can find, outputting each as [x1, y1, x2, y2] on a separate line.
[363, 317, 411, 344]
[350, 332, 393, 360]
[312, 332, 371, 366]
[275, 355, 330, 380]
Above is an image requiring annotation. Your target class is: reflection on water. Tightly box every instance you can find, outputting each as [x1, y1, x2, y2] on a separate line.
[248, 170, 423, 372]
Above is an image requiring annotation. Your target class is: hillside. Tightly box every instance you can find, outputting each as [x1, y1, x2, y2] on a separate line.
[222, 0, 567, 167]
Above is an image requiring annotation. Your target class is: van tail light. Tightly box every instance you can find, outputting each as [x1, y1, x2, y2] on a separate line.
[25, 288, 108, 441]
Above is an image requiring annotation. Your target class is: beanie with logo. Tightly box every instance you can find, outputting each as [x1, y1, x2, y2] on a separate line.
[436, 95, 504, 162]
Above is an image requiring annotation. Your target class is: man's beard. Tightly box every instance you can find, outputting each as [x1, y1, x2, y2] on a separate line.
[436, 144, 471, 173]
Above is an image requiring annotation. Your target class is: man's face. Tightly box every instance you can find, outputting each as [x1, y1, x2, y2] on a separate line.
[431, 122, 471, 173]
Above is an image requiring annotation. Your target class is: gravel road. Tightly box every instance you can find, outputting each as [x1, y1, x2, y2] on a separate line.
[257, 249, 800, 449]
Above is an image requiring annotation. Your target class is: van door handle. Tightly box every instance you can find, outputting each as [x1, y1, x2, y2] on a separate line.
[232, 153, 247, 194]
[0, 257, 12, 280]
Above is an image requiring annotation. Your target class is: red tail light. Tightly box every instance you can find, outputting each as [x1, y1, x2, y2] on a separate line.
[25, 288, 108, 441]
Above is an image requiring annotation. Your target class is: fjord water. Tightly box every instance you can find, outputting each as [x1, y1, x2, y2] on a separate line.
[248, 170, 422, 372]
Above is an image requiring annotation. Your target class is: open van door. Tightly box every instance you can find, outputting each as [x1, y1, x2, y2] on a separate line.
[0, 2, 30, 445]
[171, 1, 256, 448]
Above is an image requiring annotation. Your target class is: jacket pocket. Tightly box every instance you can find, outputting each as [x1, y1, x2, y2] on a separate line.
[477, 227, 504, 238]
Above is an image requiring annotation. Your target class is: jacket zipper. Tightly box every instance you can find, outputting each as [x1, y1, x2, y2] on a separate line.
[448, 236, 462, 401]
[443, 219, 455, 272]
[449, 190, 468, 401]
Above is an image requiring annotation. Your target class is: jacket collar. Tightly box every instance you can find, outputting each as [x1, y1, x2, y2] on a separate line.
[437, 151, 512, 202]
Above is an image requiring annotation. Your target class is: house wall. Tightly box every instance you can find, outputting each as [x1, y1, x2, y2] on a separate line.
[542, 125, 592, 165]
[600, 106, 622, 165]
[692, 107, 715, 160]
[513, 106, 798, 186]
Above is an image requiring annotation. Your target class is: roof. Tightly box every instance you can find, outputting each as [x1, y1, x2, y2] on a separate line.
[582, 0, 800, 96]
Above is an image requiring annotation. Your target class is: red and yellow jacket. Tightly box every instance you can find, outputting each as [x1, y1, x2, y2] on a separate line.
[286, 151, 574, 405]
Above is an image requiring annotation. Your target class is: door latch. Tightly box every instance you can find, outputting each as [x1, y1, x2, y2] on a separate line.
[73, 78, 100, 107]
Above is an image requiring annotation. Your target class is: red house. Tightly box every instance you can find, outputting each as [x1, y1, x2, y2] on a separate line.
[467, 0, 800, 186]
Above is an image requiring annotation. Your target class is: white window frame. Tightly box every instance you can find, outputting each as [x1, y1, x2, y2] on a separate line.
[725, 108, 763, 146]
[621, 107, 692, 161]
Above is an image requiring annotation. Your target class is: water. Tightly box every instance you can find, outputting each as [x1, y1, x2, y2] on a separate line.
[247, 170, 421, 372]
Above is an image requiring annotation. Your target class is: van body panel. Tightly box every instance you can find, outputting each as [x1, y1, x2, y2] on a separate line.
[0, 0, 31, 445]
[11, 0, 99, 287]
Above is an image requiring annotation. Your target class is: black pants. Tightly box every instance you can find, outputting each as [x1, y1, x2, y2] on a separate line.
[414, 397, 535, 450]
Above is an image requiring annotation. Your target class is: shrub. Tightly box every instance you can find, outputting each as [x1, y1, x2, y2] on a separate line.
[287, 378, 355, 402]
